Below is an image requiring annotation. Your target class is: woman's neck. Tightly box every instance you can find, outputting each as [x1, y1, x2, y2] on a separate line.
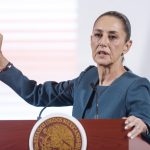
[98, 64, 126, 86]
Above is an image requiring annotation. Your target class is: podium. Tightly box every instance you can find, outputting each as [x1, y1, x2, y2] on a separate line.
[0, 119, 149, 150]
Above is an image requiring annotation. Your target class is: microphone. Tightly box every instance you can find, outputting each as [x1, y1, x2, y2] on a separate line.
[37, 82, 72, 120]
[90, 82, 99, 119]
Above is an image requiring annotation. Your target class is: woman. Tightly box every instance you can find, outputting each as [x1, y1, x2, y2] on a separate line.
[0, 11, 150, 140]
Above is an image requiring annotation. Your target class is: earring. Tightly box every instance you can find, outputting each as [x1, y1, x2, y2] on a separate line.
[121, 53, 124, 56]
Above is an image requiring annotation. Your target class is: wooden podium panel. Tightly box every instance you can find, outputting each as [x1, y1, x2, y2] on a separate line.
[0, 120, 35, 150]
[0, 119, 149, 150]
[80, 119, 150, 150]
[80, 119, 128, 150]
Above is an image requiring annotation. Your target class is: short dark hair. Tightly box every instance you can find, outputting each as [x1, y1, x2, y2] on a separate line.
[93, 11, 131, 42]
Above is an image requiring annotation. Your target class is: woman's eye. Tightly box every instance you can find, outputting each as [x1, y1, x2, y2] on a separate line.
[94, 33, 102, 37]
[109, 35, 117, 40]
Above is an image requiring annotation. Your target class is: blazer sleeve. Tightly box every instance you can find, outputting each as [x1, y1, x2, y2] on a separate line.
[0, 65, 76, 107]
[126, 78, 150, 124]
[0, 64, 94, 107]
[126, 77, 150, 142]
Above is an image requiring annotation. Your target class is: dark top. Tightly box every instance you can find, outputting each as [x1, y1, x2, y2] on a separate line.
[84, 85, 108, 119]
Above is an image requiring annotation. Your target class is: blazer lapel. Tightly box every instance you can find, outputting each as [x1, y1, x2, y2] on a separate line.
[79, 68, 99, 118]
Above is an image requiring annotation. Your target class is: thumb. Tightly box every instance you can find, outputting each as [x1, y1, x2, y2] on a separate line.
[0, 33, 3, 52]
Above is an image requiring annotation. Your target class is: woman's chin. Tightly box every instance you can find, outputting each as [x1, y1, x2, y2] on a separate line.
[96, 60, 111, 67]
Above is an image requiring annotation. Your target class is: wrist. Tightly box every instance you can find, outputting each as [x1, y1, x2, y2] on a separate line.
[0, 54, 9, 70]
[0, 62, 12, 73]
[145, 124, 150, 135]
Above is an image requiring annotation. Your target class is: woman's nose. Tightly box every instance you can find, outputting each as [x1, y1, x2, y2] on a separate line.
[98, 35, 108, 47]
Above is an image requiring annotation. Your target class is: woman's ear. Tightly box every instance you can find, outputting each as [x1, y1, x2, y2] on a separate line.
[123, 40, 132, 54]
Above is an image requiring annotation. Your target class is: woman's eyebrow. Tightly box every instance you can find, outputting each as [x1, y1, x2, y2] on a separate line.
[108, 31, 118, 34]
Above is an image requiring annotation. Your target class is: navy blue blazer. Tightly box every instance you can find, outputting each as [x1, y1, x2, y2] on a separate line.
[1, 65, 150, 141]
[0, 65, 150, 122]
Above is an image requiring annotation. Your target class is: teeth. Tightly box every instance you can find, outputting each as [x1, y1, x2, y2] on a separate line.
[99, 51, 107, 55]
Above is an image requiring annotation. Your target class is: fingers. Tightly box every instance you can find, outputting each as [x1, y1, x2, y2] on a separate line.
[125, 116, 137, 129]
[124, 116, 147, 139]
[122, 117, 127, 119]
[127, 125, 141, 139]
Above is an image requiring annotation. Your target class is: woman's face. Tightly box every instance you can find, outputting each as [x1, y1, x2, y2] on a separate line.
[91, 15, 132, 67]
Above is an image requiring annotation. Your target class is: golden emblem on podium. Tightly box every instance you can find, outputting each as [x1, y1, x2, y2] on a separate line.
[29, 114, 87, 150]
